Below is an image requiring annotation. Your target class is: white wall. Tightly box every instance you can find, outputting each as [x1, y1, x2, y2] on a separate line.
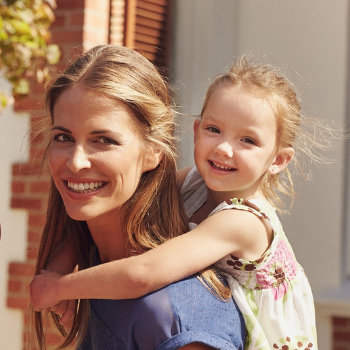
[0, 79, 29, 349]
[171, 1, 348, 348]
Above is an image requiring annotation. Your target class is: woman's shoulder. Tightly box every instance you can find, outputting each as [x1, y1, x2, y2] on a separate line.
[163, 276, 246, 349]
[85, 275, 246, 349]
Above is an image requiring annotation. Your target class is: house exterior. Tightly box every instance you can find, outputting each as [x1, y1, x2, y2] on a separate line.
[0, 0, 349, 348]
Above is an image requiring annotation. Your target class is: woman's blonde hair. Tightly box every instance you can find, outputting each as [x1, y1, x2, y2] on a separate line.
[33, 45, 189, 348]
[201, 56, 334, 208]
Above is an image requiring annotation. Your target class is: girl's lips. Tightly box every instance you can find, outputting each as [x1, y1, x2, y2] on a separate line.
[209, 160, 237, 172]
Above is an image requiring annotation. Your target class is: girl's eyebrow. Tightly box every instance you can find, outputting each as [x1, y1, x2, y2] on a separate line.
[90, 130, 114, 135]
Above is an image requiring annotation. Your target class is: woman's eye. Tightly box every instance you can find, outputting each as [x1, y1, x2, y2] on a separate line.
[241, 137, 256, 145]
[95, 136, 119, 145]
[206, 126, 220, 134]
[53, 133, 73, 142]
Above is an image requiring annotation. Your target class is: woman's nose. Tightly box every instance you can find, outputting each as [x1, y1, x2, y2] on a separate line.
[66, 145, 91, 172]
[215, 141, 234, 158]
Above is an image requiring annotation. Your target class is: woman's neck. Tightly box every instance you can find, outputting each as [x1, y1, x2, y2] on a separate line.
[87, 216, 128, 263]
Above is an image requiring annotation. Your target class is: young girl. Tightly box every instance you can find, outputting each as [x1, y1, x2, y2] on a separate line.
[31, 57, 319, 349]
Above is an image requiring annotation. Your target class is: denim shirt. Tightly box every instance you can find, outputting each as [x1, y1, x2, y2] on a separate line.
[78, 275, 246, 350]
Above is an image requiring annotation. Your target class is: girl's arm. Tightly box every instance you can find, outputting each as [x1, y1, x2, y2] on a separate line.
[30, 208, 271, 310]
[44, 236, 78, 273]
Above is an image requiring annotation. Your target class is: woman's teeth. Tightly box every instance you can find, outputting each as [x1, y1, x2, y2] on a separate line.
[67, 181, 104, 193]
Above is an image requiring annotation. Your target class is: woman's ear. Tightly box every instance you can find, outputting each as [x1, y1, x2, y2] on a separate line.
[268, 147, 294, 175]
[143, 145, 164, 172]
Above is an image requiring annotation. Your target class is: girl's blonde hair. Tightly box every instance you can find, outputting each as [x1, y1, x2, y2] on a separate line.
[34, 45, 189, 348]
[201, 56, 332, 208]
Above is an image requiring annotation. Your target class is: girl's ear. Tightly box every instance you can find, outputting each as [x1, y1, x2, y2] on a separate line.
[268, 147, 294, 175]
[143, 145, 164, 172]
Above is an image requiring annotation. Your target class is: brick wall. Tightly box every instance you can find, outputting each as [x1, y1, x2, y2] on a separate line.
[333, 317, 350, 350]
[6, 0, 171, 348]
[7, 1, 112, 348]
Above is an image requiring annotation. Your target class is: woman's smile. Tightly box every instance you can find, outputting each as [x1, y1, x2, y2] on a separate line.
[66, 180, 106, 193]
[49, 84, 151, 224]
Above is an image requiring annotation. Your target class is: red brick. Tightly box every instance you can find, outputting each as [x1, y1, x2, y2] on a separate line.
[51, 14, 65, 28]
[30, 181, 50, 193]
[28, 214, 46, 228]
[11, 198, 42, 210]
[14, 97, 42, 113]
[8, 280, 23, 292]
[7, 296, 30, 310]
[69, 13, 84, 26]
[12, 163, 42, 176]
[56, 0, 84, 10]
[9, 262, 35, 276]
[12, 181, 26, 193]
[27, 246, 38, 260]
[28, 230, 41, 242]
[334, 331, 350, 342]
[52, 30, 83, 44]
[334, 317, 349, 327]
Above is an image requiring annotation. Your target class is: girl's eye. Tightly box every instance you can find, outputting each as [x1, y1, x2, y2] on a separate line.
[95, 136, 119, 145]
[206, 126, 220, 134]
[241, 137, 256, 145]
[53, 133, 73, 142]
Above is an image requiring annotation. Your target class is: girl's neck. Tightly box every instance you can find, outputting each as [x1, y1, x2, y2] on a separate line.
[206, 186, 265, 207]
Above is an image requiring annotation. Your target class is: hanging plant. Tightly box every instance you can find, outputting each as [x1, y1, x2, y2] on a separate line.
[0, 0, 60, 109]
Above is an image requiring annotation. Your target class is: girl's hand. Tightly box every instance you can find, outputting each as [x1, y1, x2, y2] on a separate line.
[30, 269, 63, 311]
[50, 300, 76, 329]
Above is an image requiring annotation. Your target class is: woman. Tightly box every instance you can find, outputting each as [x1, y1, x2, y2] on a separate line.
[32, 45, 246, 349]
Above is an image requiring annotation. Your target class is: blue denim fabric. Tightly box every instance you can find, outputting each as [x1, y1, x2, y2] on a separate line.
[78, 275, 246, 350]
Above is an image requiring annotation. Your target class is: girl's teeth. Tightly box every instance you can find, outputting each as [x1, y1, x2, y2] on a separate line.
[212, 161, 232, 170]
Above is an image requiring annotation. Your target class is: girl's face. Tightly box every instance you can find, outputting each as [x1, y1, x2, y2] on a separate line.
[49, 85, 157, 227]
[194, 85, 281, 202]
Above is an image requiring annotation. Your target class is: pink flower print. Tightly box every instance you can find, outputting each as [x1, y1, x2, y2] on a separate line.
[256, 239, 297, 300]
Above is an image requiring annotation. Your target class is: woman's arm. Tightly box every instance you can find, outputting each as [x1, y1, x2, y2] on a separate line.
[30, 208, 271, 310]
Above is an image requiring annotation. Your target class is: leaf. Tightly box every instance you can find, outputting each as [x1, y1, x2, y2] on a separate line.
[14, 78, 29, 95]
[46, 44, 60, 64]
[0, 92, 8, 108]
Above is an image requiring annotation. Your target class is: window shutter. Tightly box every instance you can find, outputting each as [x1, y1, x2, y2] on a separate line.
[124, 0, 170, 69]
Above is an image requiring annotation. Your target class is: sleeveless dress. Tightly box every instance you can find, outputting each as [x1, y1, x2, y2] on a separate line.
[181, 166, 318, 350]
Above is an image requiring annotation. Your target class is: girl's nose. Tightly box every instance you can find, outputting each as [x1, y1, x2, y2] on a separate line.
[66, 145, 91, 172]
[215, 141, 234, 158]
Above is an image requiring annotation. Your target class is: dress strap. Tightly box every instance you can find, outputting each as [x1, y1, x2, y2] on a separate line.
[209, 198, 270, 221]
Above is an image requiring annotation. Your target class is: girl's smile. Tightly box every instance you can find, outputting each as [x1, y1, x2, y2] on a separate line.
[194, 85, 279, 202]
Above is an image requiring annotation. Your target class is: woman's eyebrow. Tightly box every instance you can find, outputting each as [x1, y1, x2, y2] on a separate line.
[52, 126, 72, 133]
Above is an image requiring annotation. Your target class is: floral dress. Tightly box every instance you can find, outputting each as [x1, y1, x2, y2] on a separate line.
[181, 167, 318, 350]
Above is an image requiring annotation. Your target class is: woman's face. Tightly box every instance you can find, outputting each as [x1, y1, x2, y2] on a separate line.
[49, 85, 155, 226]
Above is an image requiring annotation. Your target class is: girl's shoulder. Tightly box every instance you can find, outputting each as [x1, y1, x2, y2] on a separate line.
[177, 166, 193, 189]
[210, 198, 282, 233]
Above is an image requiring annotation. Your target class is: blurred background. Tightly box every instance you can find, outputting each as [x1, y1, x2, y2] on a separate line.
[0, 0, 349, 348]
